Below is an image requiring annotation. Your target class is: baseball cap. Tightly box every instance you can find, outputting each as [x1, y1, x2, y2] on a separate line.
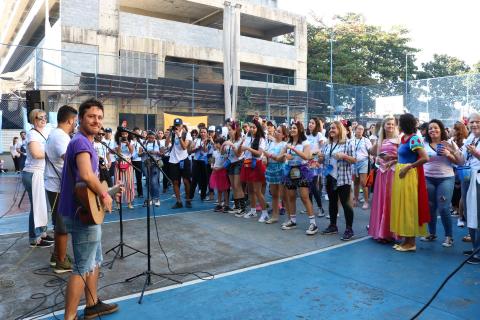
[208, 125, 215, 132]
[173, 118, 183, 126]
[266, 120, 277, 127]
[215, 126, 223, 134]
[105, 128, 112, 133]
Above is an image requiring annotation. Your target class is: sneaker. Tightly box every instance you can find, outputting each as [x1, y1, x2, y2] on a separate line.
[279, 208, 286, 216]
[171, 202, 183, 209]
[420, 234, 437, 242]
[235, 210, 246, 217]
[281, 220, 297, 230]
[154, 200, 160, 207]
[306, 223, 319, 235]
[450, 209, 459, 217]
[466, 257, 480, 265]
[457, 219, 465, 228]
[228, 207, 241, 214]
[128, 203, 134, 209]
[42, 234, 55, 243]
[258, 212, 269, 223]
[340, 228, 354, 241]
[83, 299, 119, 319]
[53, 258, 73, 274]
[317, 208, 325, 217]
[50, 253, 57, 267]
[30, 240, 53, 248]
[300, 209, 307, 214]
[223, 206, 233, 213]
[214, 205, 223, 212]
[324, 194, 329, 201]
[265, 218, 279, 224]
[361, 202, 369, 210]
[185, 201, 192, 208]
[143, 200, 152, 207]
[321, 225, 338, 235]
[463, 250, 473, 256]
[442, 237, 454, 248]
[243, 211, 258, 219]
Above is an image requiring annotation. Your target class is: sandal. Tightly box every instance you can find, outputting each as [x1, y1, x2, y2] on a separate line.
[462, 234, 472, 242]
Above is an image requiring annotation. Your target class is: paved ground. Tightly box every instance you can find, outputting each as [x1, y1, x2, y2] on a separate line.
[0, 173, 478, 320]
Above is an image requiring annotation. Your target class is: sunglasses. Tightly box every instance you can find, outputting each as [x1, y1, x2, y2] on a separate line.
[99, 133, 105, 136]
[36, 116, 47, 121]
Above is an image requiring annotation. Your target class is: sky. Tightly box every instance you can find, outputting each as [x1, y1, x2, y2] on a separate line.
[278, 0, 480, 66]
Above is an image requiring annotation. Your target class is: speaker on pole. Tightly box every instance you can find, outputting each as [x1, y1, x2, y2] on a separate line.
[25, 90, 44, 123]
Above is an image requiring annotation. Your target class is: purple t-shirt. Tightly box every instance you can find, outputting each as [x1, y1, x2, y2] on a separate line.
[59, 132, 99, 219]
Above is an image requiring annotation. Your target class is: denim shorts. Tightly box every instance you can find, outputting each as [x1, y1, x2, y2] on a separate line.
[64, 217, 103, 275]
[354, 159, 369, 175]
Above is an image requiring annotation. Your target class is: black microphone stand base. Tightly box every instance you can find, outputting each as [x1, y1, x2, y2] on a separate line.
[126, 269, 181, 304]
[105, 198, 147, 270]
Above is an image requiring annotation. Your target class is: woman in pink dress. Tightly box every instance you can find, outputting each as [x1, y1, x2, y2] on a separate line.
[369, 116, 399, 242]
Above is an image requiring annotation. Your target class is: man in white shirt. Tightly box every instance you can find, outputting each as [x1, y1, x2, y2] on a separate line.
[103, 128, 117, 181]
[166, 118, 192, 209]
[131, 127, 144, 198]
[45, 105, 78, 273]
[93, 128, 111, 186]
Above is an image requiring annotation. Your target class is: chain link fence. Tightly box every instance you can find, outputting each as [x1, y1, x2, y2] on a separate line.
[2, 43, 480, 145]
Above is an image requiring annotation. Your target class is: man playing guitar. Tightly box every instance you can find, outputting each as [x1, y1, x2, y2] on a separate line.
[58, 98, 121, 320]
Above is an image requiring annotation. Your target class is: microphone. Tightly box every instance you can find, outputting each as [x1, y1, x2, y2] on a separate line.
[117, 126, 143, 139]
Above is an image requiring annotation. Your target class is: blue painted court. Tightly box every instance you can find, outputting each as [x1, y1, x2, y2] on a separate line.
[41, 228, 479, 320]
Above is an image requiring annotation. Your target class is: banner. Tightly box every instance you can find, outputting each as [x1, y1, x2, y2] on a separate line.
[0, 110, 2, 153]
[163, 113, 208, 131]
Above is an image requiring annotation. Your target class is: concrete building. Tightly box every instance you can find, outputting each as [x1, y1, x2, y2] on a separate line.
[0, 0, 308, 131]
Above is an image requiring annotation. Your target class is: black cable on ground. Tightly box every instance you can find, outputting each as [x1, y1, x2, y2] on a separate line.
[410, 246, 480, 319]
[151, 203, 215, 282]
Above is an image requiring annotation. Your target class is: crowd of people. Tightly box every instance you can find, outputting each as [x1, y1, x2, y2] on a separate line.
[15, 97, 480, 319]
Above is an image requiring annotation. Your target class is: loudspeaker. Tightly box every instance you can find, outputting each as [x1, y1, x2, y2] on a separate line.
[26, 90, 44, 122]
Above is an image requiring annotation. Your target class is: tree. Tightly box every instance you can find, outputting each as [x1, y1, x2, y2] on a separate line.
[473, 61, 480, 73]
[419, 54, 471, 79]
[306, 13, 419, 86]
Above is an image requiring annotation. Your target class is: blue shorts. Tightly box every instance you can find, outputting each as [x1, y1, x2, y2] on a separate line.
[64, 217, 103, 275]
[354, 159, 369, 176]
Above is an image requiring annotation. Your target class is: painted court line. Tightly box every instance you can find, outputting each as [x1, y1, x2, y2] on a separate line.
[31, 236, 370, 320]
[0, 209, 213, 237]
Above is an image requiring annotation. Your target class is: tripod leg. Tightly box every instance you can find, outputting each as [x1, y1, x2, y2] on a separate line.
[138, 272, 149, 304]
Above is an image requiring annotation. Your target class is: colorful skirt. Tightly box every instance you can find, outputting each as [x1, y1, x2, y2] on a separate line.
[369, 168, 399, 240]
[115, 164, 135, 203]
[209, 168, 230, 191]
[266, 162, 284, 184]
[240, 160, 266, 183]
[390, 164, 428, 237]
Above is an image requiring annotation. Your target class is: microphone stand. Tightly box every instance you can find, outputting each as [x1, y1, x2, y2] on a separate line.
[125, 137, 181, 304]
[95, 137, 147, 269]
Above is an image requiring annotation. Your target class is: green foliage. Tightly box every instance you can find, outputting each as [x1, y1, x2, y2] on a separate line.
[307, 13, 418, 85]
[418, 54, 471, 79]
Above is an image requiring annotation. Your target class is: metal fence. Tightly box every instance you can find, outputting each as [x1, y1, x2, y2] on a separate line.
[1, 43, 480, 134]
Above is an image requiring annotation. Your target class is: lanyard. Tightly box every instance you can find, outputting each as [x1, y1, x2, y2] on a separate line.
[354, 138, 363, 154]
[328, 142, 339, 158]
[467, 138, 480, 161]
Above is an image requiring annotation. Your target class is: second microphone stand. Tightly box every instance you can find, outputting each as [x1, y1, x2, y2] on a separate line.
[95, 137, 147, 269]
[124, 136, 180, 304]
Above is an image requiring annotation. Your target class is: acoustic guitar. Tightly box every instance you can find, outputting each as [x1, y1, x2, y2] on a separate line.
[75, 181, 122, 225]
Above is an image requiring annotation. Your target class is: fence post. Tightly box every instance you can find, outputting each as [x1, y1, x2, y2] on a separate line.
[34, 48, 38, 90]
[192, 64, 195, 116]
[95, 53, 98, 98]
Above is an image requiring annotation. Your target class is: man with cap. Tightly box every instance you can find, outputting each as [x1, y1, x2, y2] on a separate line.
[166, 118, 193, 208]
[103, 128, 117, 181]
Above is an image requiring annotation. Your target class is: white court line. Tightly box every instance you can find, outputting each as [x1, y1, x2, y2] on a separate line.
[0, 209, 213, 237]
[30, 236, 370, 320]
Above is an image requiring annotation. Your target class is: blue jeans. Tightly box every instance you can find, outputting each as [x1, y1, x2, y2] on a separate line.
[144, 165, 160, 200]
[64, 216, 103, 275]
[22, 171, 47, 243]
[426, 176, 454, 237]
